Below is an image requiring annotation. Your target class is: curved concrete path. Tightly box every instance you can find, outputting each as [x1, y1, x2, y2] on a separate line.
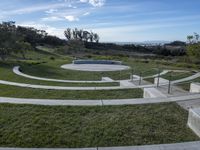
[13, 66, 111, 83]
[1, 70, 200, 90]
[1, 141, 200, 150]
[143, 70, 169, 79]
[0, 93, 200, 106]
[13, 66, 169, 83]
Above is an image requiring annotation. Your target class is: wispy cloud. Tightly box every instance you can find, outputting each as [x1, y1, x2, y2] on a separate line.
[83, 12, 90, 16]
[16, 21, 65, 38]
[45, 9, 58, 14]
[2, 3, 67, 15]
[80, 0, 106, 7]
[2, 0, 200, 42]
[65, 15, 79, 21]
[41, 16, 64, 22]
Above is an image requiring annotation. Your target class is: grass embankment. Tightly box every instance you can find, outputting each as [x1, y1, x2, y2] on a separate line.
[0, 103, 198, 148]
[0, 84, 143, 99]
[9, 50, 161, 81]
[0, 62, 119, 87]
[20, 59, 160, 81]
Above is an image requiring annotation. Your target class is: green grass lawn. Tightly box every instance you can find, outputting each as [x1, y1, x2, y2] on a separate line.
[161, 72, 194, 81]
[20, 59, 159, 81]
[3, 48, 195, 82]
[144, 72, 194, 84]
[0, 103, 198, 148]
[0, 84, 143, 99]
[8, 50, 161, 81]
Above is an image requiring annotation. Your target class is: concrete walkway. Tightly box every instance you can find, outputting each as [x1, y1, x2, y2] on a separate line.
[143, 70, 169, 79]
[1, 71, 200, 90]
[0, 79, 137, 90]
[13, 66, 169, 83]
[172, 72, 200, 84]
[0, 141, 200, 150]
[0, 93, 200, 106]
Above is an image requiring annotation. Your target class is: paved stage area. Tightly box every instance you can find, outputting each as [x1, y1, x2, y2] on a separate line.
[61, 64, 130, 72]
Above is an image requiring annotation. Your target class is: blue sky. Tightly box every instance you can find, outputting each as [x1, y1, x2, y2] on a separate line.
[1, 0, 200, 42]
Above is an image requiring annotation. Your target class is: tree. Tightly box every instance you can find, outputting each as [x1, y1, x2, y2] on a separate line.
[64, 28, 72, 41]
[14, 41, 32, 59]
[77, 29, 84, 41]
[0, 21, 17, 60]
[83, 31, 90, 42]
[93, 33, 100, 43]
[187, 35, 194, 44]
[194, 32, 200, 42]
[64, 28, 100, 43]
[89, 31, 94, 42]
[187, 33, 200, 44]
[187, 43, 200, 59]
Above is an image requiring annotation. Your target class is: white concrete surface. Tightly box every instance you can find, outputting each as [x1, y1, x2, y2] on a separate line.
[0, 79, 130, 90]
[1, 93, 200, 106]
[190, 83, 200, 93]
[1, 141, 200, 150]
[172, 73, 200, 84]
[188, 108, 200, 137]
[143, 88, 166, 98]
[120, 80, 135, 87]
[154, 77, 169, 85]
[143, 70, 169, 79]
[131, 75, 141, 81]
[102, 77, 114, 82]
[61, 64, 130, 72]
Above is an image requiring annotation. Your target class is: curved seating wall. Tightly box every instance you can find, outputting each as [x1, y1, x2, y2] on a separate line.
[73, 60, 122, 65]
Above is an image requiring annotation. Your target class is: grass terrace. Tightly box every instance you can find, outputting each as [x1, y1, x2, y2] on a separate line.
[0, 103, 198, 148]
[0, 85, 143, 100]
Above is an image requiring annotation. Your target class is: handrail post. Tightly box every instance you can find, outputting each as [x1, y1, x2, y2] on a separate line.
[157, 68, 160, 88]
[168, 71, 172, 94]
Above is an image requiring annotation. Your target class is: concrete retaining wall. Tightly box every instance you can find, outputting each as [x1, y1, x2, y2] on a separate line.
[154, 77, 169, 85]
[143, 88, 166, 98]
[190, 83, 200, 93]
[73, 60, 122, 65]
[131, 75, 141, 81]
[101, 77, 114, 82]
[188, 108, 200, 137]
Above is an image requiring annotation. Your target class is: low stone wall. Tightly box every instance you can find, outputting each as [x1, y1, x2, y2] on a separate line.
[73, 60, 122, 65]
[154, 77, 169, 85]
[143, 88, 166, 98]
[188, 108, 200, 137]
[190, 83, 200, 93]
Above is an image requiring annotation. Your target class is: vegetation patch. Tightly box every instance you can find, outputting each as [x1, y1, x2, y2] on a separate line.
[0, 85, 143, 99]
[0, 103, 198, 148]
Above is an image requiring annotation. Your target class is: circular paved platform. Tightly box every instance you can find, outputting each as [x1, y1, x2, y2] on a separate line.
[61, 64, 130, 72]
